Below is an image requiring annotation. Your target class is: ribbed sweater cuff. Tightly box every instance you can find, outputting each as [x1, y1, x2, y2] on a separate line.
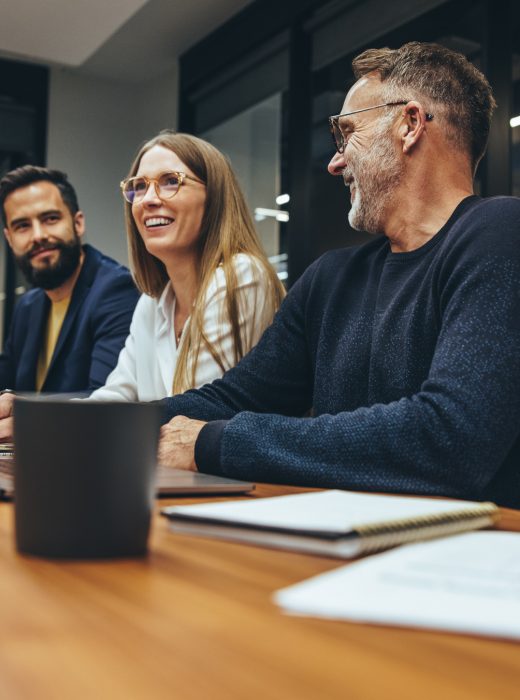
[194, 420, 228, 475]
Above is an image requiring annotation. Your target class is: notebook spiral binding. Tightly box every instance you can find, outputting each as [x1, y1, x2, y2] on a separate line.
[353, 503, 499, 554]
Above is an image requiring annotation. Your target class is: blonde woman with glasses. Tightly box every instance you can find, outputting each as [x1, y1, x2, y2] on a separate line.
[90, 131, 284, 401]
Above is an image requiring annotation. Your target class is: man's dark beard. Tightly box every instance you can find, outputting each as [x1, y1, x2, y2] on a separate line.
[16, 238, 82, 290]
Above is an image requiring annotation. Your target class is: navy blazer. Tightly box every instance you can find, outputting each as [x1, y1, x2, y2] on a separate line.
[0, 244, 139, 393]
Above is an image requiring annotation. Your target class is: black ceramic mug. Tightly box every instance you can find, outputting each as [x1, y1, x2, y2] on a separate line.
[13, 398, 162, 558]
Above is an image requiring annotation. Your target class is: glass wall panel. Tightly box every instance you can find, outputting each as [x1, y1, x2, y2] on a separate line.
[513, 69, 520, 196]
[512, 6, 520, 196]
[201, 93, 287, 279]
[0, 58, 47, 348]
[0, 101, 37, 348]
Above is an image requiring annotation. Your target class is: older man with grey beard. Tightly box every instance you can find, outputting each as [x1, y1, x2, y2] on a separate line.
[156, 41, 520, 509]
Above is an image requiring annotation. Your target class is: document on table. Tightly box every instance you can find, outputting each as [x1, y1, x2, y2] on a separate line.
[274, 531, 520, 641]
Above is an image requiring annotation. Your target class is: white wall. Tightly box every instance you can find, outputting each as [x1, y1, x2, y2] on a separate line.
[46, 65, 178, 266]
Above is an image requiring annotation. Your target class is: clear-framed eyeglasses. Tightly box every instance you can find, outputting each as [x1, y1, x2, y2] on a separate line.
[120, 171, 205, 204]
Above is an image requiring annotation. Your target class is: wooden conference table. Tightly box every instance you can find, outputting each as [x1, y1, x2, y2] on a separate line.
[0, 484, 519, 699]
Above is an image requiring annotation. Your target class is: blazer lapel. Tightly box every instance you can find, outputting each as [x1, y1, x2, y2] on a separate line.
[18, 291, 49, 389]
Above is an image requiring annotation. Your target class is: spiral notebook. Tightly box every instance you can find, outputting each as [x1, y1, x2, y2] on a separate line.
[162, 490, 499, 558]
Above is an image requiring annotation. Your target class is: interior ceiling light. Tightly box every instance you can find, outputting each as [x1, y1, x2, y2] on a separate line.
[510, 116, 520, 128]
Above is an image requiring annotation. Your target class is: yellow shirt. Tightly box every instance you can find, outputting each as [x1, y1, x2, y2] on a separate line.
[35, 296, 71, 392]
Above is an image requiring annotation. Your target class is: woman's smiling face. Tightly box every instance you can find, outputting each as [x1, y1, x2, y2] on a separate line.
[131, 145, 206, 263]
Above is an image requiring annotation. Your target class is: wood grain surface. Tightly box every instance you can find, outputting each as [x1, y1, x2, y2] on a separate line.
[0, 484, 519, 699]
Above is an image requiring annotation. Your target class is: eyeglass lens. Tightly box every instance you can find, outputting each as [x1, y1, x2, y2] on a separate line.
[123, 172, 182, 203]
[331, 120, 343, 153]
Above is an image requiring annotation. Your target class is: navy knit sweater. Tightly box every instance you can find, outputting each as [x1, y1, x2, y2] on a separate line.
[163, 196, 520, 508]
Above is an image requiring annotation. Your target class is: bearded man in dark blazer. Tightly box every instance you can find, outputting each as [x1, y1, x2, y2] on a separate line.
[0, 165, 139, 396]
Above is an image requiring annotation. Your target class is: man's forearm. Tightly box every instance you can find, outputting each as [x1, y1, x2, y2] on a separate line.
[0, 392, 15, 442]
[158, 416, 206, 470]
[194, 390, 519, 504]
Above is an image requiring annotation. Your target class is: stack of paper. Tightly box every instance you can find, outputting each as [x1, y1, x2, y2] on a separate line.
[275, 531, 520, 640]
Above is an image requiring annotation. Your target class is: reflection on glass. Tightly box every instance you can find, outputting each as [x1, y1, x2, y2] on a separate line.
[513, 52, 520, 196]
[201, 93, 287, 280]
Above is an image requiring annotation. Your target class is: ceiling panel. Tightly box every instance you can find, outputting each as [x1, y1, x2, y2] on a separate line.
[0, 0, 148, 66]
[0, 0, 254, 82]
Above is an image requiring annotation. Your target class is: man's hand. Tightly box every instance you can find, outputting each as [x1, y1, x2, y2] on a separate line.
[0, 392, 15, 442]
[158, 415, 207, 471]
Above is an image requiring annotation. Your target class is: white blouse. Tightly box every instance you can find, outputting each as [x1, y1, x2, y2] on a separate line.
[89, 254, 274, 402]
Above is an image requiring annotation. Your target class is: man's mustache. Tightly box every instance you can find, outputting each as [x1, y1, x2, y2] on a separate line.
[342, 170, 354, 187]
[27, 241, 62, 259]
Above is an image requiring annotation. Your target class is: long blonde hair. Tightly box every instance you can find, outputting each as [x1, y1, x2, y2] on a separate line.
[125, 131, 285, 393]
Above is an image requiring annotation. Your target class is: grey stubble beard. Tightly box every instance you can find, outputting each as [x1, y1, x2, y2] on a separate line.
[345, 116, 404, 235]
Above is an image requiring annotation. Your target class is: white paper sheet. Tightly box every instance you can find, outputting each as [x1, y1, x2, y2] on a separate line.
[275, 531, 520, 640]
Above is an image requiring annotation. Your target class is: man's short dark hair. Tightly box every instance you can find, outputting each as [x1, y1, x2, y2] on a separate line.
[0, 165, 80, 225]
[352, 42, 496, 172]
